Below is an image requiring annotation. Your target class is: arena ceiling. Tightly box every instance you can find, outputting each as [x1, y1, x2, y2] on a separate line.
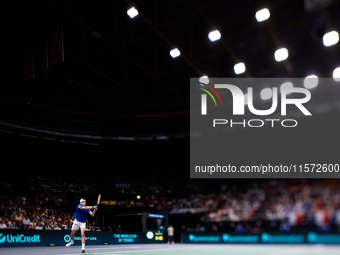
[1, 0, 340, 140]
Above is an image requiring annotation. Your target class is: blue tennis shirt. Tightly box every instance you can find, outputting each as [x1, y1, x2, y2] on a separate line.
[74, 205, 90, 223]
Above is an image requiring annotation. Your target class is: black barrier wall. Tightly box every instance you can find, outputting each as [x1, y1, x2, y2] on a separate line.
[182, 231, 340, 244]
[0, 230, 144, 248]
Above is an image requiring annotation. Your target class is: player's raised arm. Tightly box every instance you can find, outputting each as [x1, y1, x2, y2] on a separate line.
[89, 207, 98, 217]
[80, 205, 98, 210]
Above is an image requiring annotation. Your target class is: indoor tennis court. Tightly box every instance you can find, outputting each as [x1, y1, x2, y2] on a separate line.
[1, 244, 340, 255]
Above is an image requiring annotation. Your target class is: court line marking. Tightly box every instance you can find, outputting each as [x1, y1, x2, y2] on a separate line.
[86, 247, 141, 250]
[62, 244, 337, 255]
[60, 246, 195, 255]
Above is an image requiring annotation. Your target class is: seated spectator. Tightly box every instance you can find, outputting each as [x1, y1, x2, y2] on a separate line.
[11, 221, 19, 229]
[45, 222, 52, 230]
[7, 217, 13, 228]
[0, 218, 8, 229]
[252, 221, 262, 234]
[245, 223, 253, 233]
[318, 223, 331, 232]
[61, 221, 68, 230]
[211, 224, 218, 232]
[35, 221, 43, 230]
[22, 195, 27, 205]
[53, 222, 61, 230]
[22, 216, 31, 229]
[235, 223, 245, 233]
[195, 223, 205, 232]
[31, 220, 37, 229]
[279, 221, 291, 232]
[58, 222, 64, 230]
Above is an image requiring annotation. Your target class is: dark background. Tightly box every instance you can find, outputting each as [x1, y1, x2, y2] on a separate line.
[1, 0, 340, 243]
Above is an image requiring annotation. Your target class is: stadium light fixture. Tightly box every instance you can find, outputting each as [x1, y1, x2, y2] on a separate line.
[255, 8, 270, 22]
[280, 82, 293, 94]
[333, 67, 340, 82]
[274, 48, 289, 62]
[304, 75, 318, 89]
[260, 88, 272, 100]
[323, 31, 339, 47]
[127, 7, 138, 18]
[208, 30, 221, 42]
[170, 48, 181, 58]
[234, 62, 246, 74]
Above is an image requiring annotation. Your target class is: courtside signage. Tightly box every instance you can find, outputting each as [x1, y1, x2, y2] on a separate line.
[182, 232, 340, 244]
[113, 233, 140, 243]
[0, 233, 40, 244]
[0, 230, 144, 247]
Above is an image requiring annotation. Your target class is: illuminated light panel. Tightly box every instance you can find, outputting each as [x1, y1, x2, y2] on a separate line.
[127, 7, 138, 18]
[234, 62, 246, 74]
[274, 48, 289, 62]
[323, 31, 339, 47]
[208, 30, 221, 42]
[170, 48, 181, 58]
[255, 8, 270, 22]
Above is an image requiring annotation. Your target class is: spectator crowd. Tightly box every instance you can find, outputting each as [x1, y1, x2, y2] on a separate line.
[1, 175, 340, 231]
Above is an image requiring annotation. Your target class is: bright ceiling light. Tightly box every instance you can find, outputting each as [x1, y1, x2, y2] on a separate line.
[234, 62, 246, 74]
[304, 75, 318, 89]
[323, 31, 339, 47]
[260, 88, 273, 100]
[255, 8, 270, 22]
[280, 82, 293, 94]
[333, 67, 340, 82]
[127, 7, 138, 18]
[170, 48, 181, 58]
[208, 30, 221, 42]
[274, 48, 289, 62]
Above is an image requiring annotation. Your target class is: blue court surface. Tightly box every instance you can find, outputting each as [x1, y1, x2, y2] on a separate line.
[0, 244, 339, 255]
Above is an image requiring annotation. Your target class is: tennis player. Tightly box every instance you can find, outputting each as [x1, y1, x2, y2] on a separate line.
[65, 198, 98, 253]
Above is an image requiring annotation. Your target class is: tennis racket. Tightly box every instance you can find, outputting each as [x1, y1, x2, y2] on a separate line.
[96, 194, 101, 206]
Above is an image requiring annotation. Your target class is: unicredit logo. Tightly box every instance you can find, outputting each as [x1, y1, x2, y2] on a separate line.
[0, 233, 6, 243]
[0, 233, 40, 244]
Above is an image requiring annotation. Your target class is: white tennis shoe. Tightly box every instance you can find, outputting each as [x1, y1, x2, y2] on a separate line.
[65, 241, 74, 247]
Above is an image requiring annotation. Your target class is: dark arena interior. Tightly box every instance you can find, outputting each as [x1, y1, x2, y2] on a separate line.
[1, 0, 340, 254]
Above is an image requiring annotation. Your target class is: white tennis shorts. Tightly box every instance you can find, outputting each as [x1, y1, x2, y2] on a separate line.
[71, 220, 86, 230]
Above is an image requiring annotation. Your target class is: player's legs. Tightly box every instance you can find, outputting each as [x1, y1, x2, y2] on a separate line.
[71, 229, 76, 241]
[80, 223, 86, 253]
[81, 227, 85, 244]
[66, 221, 80, 247]
[66, 229, 77, 246]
